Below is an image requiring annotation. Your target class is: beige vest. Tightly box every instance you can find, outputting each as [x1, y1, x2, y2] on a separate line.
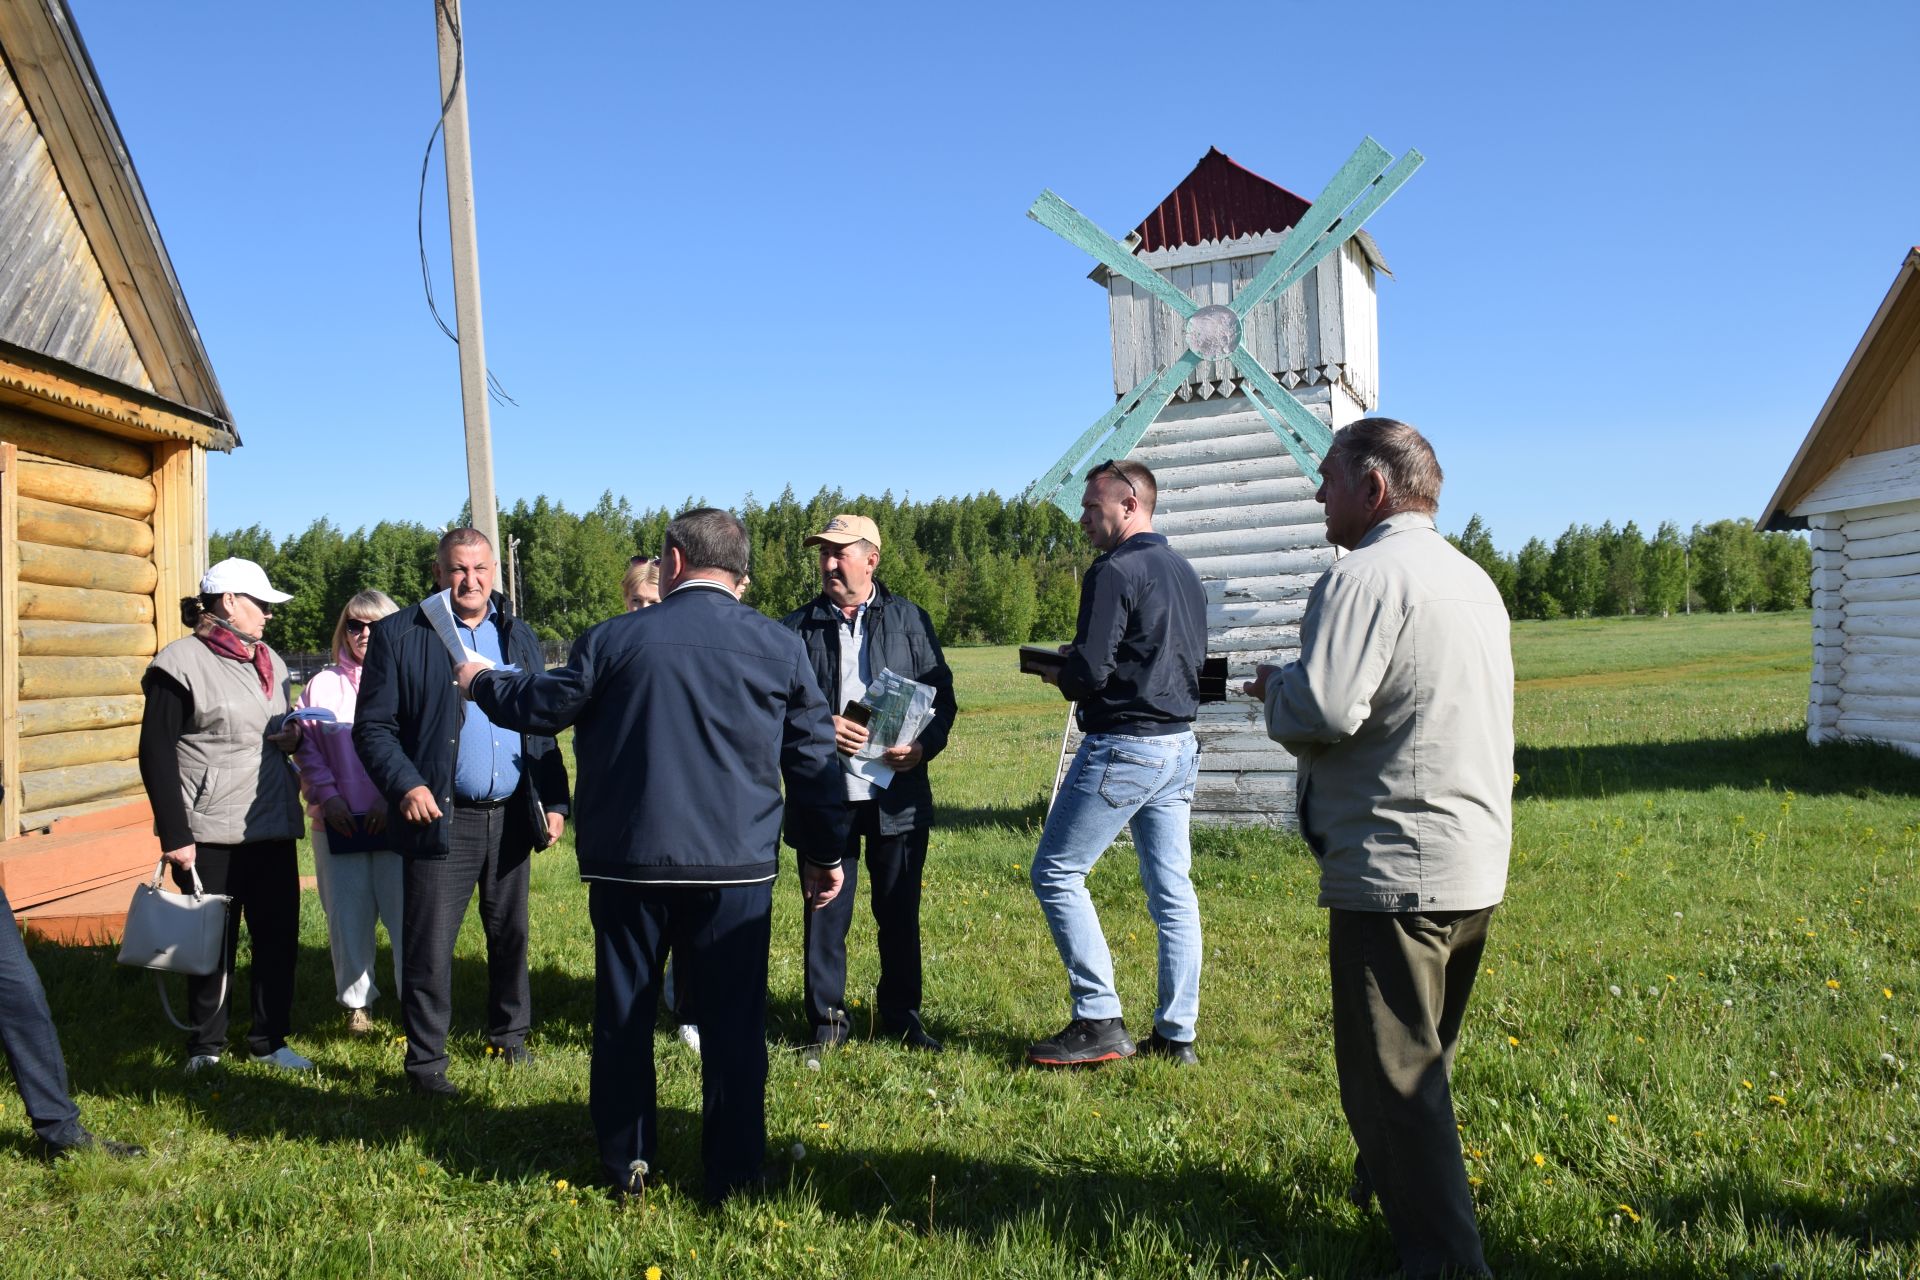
[150, 635, 305, 846]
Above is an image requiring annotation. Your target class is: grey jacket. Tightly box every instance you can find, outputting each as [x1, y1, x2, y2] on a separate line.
[148, 635, 305, 846]
[1261, 512, 1513, 912]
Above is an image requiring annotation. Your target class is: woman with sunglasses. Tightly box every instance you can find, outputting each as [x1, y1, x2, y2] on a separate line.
[293, 590, 403, 1036]
[138, 558, 310, 1073]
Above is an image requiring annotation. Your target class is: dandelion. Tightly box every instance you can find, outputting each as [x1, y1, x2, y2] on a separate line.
[1508, 1036, 1520, 1048]
[1606, 1114, 1619, 1124]
[816, 1122, 831, 1130]
[549, 1248, 560, 1260]
[647, 1268, 663, 1280]
[1618, 1203, 1641, 1224]
[1531, 1153, 1546, 1167]
[1469, 1175, 1483, 1187]
[1885, 988, 1895, 1000]
[1666, 974, 1677, 983]
[1741, 1080, 1753, 1089]
[1608, 985, 1622, 998]
[417, 1162, 429, 1174]
[554, 1179, 569, 1192]
[1827, 979, 1841, 990]
[1768, 1094, 1787, 1106]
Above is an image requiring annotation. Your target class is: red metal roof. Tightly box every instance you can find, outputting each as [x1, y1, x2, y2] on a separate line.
[1131, 148, 1313, 253]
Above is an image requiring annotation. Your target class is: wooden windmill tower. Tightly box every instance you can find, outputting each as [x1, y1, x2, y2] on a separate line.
[1027, 142, 1418, 827]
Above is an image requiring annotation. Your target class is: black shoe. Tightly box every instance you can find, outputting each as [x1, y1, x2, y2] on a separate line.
[42, 1131, 145, 1161]
[1027, 1017, 1135, 1066]
[883, 1015, 944, 1053]
[496, 1045, 534, 1067]
[1139, 1031, 1198, 1066]
[408, 1071, 461, 1100]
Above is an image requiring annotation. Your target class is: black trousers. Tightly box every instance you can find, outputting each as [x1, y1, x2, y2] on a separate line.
[588, 879, 772, 1201]
[802, 801, 927, 1031]
[170, 840, 299, 1059]
[400, 804, 531, 1079]
[1330, 906, 1495, 1280]
[0, 885, 86, 1146]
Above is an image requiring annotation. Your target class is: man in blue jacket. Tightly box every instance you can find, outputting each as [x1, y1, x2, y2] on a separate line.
[781, 514, 957, 1057]
[457, 508, 848, 1203]
[1028, 460, 1208, 1068]
[354, 528, 571, 1099]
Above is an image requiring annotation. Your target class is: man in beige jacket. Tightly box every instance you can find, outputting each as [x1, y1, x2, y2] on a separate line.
[1247, 418, 1513, 1279]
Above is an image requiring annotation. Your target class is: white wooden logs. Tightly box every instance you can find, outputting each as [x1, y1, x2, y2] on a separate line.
[1805, 500, 1920, 750]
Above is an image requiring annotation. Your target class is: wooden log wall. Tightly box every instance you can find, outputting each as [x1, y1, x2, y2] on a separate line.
[1829, 497, 1920, 756]
[1107, 237, 1376, 412]
[1052, 397, 1340, 828]
[0, 414, 163, 832]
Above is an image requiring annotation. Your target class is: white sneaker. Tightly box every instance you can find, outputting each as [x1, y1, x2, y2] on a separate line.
[250, 1046, 315, 1071]
[676, 1024, 702, 1057]
[184, 1054, 222, 1074]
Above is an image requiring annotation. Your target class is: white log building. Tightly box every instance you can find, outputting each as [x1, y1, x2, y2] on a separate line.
[1762, 247, 1920, 758]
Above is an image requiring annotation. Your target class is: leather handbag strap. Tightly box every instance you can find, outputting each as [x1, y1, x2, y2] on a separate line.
[144, 858, 226, 1033]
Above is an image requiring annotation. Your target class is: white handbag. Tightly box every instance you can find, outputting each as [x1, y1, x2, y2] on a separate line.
[117, 861, 232, 1031]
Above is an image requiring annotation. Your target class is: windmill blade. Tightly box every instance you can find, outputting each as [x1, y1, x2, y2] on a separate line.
[1029, 190, 1198, 320]
[1231, 349, 1331, 484]
[1227, 138, 1392, 319]
[1023, 370, 1166, 511]
[1235, 149, 1426, 326]
[1036, 352, 1201, 518]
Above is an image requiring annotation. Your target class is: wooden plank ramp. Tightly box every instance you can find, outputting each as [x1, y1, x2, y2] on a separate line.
[4, 797, 156, 943]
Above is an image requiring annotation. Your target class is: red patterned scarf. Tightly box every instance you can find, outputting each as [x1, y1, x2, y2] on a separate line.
[197, 622, 274, 696]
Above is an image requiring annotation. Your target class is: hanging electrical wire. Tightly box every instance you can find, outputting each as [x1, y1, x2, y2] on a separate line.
[417, 0, 517, 407]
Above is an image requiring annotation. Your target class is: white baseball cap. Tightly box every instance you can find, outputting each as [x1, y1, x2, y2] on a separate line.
[200, 557, 293, 603]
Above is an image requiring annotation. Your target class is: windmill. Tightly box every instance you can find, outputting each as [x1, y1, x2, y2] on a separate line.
[1025, 138, 1421, 514]
[1023, 140, 1422, 827]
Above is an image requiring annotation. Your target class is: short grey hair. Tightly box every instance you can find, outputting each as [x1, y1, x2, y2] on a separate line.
[436, 526, 493, 567]
[664, 508, 750, 580]
[1324, 417, 1443, 514]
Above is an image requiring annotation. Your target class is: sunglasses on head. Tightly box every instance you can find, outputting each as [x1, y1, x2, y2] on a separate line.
[1089, 460, 1137, 498]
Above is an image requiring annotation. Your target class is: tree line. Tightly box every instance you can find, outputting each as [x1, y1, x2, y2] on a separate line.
[210, 493, 1810, 656]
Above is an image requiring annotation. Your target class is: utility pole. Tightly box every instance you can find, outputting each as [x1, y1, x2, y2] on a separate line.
[433, 0, 500, 564]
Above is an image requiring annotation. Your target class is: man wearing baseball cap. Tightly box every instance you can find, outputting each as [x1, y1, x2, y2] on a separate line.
[780, 514, 957, 1058]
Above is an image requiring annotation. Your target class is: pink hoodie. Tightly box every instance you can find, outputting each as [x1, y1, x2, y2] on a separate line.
[293, 658, 383, 817]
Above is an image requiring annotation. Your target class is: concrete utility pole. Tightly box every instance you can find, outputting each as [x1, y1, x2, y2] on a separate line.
[433, 0, 501, 571]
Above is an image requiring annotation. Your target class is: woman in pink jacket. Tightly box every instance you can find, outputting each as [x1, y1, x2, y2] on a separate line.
[295, 590, 402, 1035]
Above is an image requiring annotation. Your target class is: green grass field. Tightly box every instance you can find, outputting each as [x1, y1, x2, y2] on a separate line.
[4, 610, 1916, 1278]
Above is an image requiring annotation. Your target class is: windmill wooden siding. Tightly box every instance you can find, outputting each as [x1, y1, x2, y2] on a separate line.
[0, 0, 236, 941]
[1763, 248, 1920, 760]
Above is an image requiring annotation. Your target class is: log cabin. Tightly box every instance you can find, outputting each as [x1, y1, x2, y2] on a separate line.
[0, 0, 238, 939]
[1053, 148, 1390, 826]
[1762, 247, 1920, 758]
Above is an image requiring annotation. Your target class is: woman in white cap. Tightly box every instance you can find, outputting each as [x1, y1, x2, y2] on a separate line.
[136, 558, 311, 1073]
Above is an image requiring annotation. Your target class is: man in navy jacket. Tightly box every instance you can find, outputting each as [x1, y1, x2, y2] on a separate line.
[781, 514, 957, 1056]
[355, 528, 570, 1098]
[458, 508, 848, 1202]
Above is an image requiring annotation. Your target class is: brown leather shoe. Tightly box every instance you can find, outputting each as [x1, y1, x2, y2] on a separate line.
[345, 1008, 374, 1036]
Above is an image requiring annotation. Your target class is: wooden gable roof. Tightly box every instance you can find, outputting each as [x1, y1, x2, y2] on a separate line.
[1762, 248, 1920, 530]
[0, 0, 234, 447]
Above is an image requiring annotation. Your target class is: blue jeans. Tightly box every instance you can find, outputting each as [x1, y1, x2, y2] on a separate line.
[1030, 730, 1202, 1042]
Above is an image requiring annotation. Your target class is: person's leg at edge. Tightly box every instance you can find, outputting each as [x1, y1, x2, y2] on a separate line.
[1028, 738, 1139, 1023]
[588, 882, 665, 1189]
[1329, 908, 1490, 1279]
[868, 824, 928, 1026]
[802, 807, 864, 1035]
[0, 886, 87, 1148]
[371, 850, 406, 1004]
[689, 882, 773, 1200]
[476, 807, 533, 1051]
[1128, 734, 1202, 1043]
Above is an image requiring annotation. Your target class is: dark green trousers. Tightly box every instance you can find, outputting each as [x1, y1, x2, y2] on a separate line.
[1329, 906, 1496, 1279]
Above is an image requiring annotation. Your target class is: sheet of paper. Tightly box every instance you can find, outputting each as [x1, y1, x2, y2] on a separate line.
[847, 754, 895, 790]
[421, 590, 519, 673]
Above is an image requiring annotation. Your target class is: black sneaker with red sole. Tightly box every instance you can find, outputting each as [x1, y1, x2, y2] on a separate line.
[1027, 1017, 1135, 1066]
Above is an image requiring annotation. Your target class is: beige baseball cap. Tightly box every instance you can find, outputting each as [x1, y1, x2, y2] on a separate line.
[803, 513, 882, 550]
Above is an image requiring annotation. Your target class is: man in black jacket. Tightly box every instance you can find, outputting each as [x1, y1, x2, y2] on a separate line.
[781, 514, 957, 1057]
[1028, 460, 1207, 1068]
[354, 528, 570, 1099]
[457, 508, 848, 1203]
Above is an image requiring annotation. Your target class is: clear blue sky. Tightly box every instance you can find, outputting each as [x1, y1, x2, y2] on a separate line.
[68, 0, 1920, 549]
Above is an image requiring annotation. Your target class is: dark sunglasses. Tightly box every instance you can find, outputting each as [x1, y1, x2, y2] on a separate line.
[242, 595, 275, 617]
[1088, 459, 1137, 498]
[629, 555, 658, 568]
[344, 618, 375, 634]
